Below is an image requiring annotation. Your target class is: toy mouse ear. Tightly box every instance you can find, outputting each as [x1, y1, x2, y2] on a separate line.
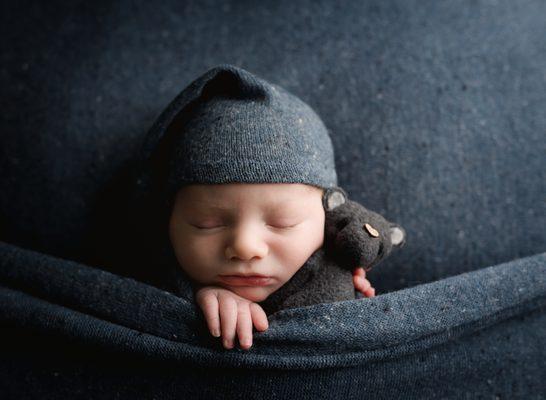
[389, 224, 407, 247]
[322, 187, 348, 211]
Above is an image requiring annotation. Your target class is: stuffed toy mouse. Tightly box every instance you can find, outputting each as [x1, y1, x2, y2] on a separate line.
[258, 186, 406, 315]
[323, 186, 406, 272]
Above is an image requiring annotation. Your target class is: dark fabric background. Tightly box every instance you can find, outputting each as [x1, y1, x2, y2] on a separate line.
[1, 0, 545, 295]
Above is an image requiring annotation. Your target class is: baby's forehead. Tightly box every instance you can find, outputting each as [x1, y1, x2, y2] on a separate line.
[176, 183, 323, 208]
[181, 182, 320, 194]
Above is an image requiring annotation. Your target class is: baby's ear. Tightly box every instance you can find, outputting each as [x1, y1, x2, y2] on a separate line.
[322, 187, 349, 211]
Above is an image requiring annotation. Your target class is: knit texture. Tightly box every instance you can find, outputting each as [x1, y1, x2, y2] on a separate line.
[164, 64, 338, 197]
[257, 247, 355, 315]
[1, 240, 545, 398]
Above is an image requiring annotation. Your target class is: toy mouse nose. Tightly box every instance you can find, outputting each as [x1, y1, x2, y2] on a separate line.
[390, 225, 406, 247]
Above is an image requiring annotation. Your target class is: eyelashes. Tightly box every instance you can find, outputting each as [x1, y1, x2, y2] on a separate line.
[191, 222, 300, 230]
[267, 223, 299, 230]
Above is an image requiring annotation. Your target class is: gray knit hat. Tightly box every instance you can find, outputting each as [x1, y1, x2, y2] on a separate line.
[156, 64, 338, 196]
[130, 64, 344, 292]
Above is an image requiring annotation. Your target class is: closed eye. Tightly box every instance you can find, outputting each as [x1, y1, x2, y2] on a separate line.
[191, 224, 225, 230]
[267, 223, 300, 229]
[191, 222, 301, 230]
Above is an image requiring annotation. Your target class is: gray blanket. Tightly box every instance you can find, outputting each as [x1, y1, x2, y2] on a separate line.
[1, 241, 545, 397]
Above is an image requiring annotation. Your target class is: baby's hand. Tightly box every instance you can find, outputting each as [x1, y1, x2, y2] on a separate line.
[194, 285, 269, 350]
[352, 267, 376, 297]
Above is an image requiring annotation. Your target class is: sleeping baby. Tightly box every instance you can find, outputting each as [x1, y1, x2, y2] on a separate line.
[134, 64, 406, 351]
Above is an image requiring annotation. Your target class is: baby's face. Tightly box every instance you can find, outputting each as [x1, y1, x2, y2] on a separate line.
[168, 183, 325, 302]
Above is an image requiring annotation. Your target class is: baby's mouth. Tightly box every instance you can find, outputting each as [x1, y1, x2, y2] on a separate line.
[218, 275, 273, 287]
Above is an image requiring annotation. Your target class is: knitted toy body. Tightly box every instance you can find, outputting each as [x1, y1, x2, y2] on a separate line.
[259, 191, 406, 315]
[258, 247, 353, 315]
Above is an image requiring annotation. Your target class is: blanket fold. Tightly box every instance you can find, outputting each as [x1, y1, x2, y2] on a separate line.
[1, 240, 544, 370]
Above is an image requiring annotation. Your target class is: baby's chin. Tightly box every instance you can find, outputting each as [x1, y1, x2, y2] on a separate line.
[222, 285, 274, 303]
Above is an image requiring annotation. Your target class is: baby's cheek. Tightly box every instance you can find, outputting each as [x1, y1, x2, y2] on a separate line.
[284, 230, 321, 261]
[173, 237, 217, 282]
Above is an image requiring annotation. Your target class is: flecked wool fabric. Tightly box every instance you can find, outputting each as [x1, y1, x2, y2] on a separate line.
[165, 64, 338, 194]
[1, 240, 545, 398]
[1, 0, 545, 292]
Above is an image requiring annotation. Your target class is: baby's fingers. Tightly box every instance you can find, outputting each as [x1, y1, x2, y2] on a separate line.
[236, 304, 253, 350]
[236, 303, 268, 351]
[195, 290, 221, 338]
[218, 294, 238, 349]
[353, 267, 366, 278]
[250, 303, 269, 332]
[354, 276, 372, 292]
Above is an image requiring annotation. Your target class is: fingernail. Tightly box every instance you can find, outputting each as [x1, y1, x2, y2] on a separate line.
[223, 339, 232, 348]
[212, 329, 220, 337]
[241, 341, 252, 350]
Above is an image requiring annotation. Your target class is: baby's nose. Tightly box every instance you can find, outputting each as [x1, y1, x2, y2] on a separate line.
[225, 234, 268, 261]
